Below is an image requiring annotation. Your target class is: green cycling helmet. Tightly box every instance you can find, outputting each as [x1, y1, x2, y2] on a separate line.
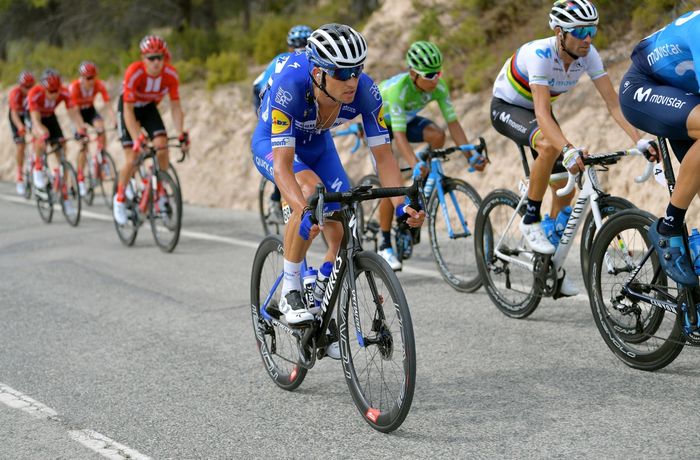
[406, 41, 443, 74]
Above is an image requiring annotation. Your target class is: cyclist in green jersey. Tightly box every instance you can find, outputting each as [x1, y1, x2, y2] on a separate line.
[377, 40, 487, 270]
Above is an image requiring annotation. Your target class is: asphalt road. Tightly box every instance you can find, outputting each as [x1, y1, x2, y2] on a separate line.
[1, 180, 698, 459]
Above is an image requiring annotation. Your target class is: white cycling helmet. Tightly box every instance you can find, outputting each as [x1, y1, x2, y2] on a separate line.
[549, 0, 599, 29]
[307, 23, 367, 69]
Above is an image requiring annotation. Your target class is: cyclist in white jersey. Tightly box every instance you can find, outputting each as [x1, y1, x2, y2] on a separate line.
[490, 0, 648, 295]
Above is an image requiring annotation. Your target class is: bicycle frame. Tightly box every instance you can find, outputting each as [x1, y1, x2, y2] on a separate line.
[428, 158, 471, 239]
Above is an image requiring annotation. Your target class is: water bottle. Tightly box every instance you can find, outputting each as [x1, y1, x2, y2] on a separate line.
[689, 228, 700, 276]
[302, 267, 318, 313]
[423, 176, 435, 197]
[554, 206, 573, 242]
[540, 214, 558, 246]
[313, 261, 333, 310]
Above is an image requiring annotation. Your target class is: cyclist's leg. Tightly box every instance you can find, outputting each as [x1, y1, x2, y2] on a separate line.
[116, 98, 139, 203]
[77, 109, 94, 191]
[92, 113, 107, 153]
[10, 112, 26, 184]
[138, 103, 169, 172]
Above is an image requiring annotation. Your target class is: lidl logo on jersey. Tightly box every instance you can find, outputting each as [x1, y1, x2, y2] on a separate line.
[374, 105, 387, 130]
[271, 109, 291, 134]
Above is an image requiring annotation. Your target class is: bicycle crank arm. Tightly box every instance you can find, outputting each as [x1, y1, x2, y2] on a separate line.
[449, 231, 472, 239]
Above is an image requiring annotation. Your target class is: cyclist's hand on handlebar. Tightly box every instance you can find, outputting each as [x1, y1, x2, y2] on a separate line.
[74, 128, 88, 143]
[468, 153, 487, 172]
[412, 161, 427, 179]
[132, 136, 144, 154]
[562, 145, 586, 174]
[179, 131, 190, 151]
[396, 203, 425, 228]
[299, 208, 320, 240]
[637, 138, 659, 163]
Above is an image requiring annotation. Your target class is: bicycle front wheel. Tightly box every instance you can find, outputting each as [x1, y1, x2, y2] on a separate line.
[588, 209, 684, 371]
[36, 165, 53, 224]
[357, 174, 381, 250]
[474, 189, 541, 318]
[339, 251, 415, 433]
[258, 177, 282, 236]
[250, 235, 308, 390]
[98, 151, 118, 209]
[61, 160, 81, 227]
[149, 170, 182, 253]
[113, 175, 139, 247]
[428, 178, 482, 292]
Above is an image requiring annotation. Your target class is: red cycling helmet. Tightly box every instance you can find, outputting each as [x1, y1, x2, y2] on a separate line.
[79, 61, 97, 78]
[18, 70, 35, 87]
[40, 68, 62, 92]
[139, 35, 168, 55]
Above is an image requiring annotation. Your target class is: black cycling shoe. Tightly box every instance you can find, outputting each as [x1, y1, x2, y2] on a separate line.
[648, 219, 699, 287]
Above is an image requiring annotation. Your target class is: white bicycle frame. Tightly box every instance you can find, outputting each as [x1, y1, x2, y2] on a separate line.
[493, 150, 653, 275]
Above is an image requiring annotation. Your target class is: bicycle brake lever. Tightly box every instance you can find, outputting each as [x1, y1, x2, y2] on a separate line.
[314, 183, 325, 227]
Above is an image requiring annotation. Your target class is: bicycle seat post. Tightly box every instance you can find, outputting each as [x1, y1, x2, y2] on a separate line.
[516, 143, 531, 179]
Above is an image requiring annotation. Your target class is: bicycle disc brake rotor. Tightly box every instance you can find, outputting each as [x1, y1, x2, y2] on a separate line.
[373, 319, 394, 360]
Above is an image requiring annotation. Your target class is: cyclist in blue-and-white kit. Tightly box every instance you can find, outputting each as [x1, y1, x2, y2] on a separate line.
[490, 0, 648, 296]
[252, 25, 313, 224]
[251, 24, 424, 337]
[619, 10, 700, 286]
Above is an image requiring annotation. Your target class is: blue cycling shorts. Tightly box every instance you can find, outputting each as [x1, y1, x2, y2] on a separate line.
[251, 123, 350, 212]
[387, 115, 435, 143]
[619, 63, 700, 161]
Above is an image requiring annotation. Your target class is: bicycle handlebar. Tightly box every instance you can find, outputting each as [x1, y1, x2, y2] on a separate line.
[555, 148, 650, 197]
[307, 177, 421, 228]
[417, 136, 488, 171]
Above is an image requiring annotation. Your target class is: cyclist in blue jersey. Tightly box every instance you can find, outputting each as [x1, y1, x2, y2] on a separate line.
[619, 10, 700, 286]
[251, 24, 425, 341]
[252, 25, 313, 225]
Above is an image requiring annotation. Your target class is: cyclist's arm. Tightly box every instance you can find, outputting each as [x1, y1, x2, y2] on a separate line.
[170, 99, 186, 137]
[372, 142, 416, 210]
[272, 146, 306, 214]
[593, 74, 643, 143]
[67, 106, 86, 132]
[30, 110, 47, 139]
[98, 83, 117, 127]
[123, 101, 142, 145]
[392, 131, 419, 168]
[10, 109, 25, 132]
[531, 84, 571, 151]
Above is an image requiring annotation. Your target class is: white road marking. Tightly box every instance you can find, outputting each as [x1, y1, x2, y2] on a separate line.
[0, 193, 587, 299]
[69, 429, 152, 460]
[1, 382, 150, 459]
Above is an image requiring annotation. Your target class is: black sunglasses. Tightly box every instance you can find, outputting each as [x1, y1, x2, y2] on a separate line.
[145, 54, 164, 62]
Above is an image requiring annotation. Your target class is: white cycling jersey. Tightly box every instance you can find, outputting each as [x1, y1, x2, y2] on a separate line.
[492, 36, 607, 109]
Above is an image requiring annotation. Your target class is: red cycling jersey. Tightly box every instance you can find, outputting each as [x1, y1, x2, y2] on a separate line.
[27, 85, 73, 117]
[9, 86, 29, 113]
[122, 61, 179, 107]
[69, 79, 110, 109]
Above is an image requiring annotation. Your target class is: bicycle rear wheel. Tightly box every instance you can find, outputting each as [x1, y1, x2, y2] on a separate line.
[580, 195, 635, 293]
[113, 175, 139, 247]
[61, 160, 81, 227]
[98, 151, 118, 209]
[149, 170, 182, 253]
[22, 155, 33, 200]
[588, 209, 685, 371]
[251, 235, 308, 390]
[339, 251, 415, 433]
[84, 156, 96, 206]
[474, 189, 541, 318]
[428, 178, 482, 292]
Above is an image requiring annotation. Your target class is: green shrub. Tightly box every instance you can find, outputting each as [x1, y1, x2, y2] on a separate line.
[173, 58, 206, 84]
[167, 27, 221, 61]
[253, 16, 290, 65]
[205, 51, 247, 89]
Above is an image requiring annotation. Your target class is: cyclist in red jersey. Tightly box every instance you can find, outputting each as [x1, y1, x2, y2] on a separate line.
[69, 60, 116, 197]
[113, 35, 189, 225]
[8, 71, 35, 195]
[27, 69, 87, 192]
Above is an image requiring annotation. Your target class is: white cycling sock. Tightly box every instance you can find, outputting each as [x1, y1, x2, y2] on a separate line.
[281, 259, 302, 298]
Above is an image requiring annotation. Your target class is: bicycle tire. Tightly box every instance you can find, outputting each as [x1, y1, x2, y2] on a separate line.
[23, 157, 33, 200]
[474, 189, 541, 318]
[250, 235, 308, 390]
[339, 250, 416, 433]
[580, 195, 635, 294]
[168, 162, 181, 193]
[98, 151, 118, 210]
[259, 177, 283, 236]
[113, 174, 139, 247]
[60, 160, 81, 227]
[149, 170, 182, 253]
[84, 156, 95, 206]
[588, 209, 685, 371]
[428, 177, 482, 292]
[36, 164, 53, 224]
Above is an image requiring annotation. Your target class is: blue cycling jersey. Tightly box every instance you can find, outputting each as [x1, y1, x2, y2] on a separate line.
[257, 50, 390, 150]
[253, 52, 292, 100]
[631, 10, 700, 93]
